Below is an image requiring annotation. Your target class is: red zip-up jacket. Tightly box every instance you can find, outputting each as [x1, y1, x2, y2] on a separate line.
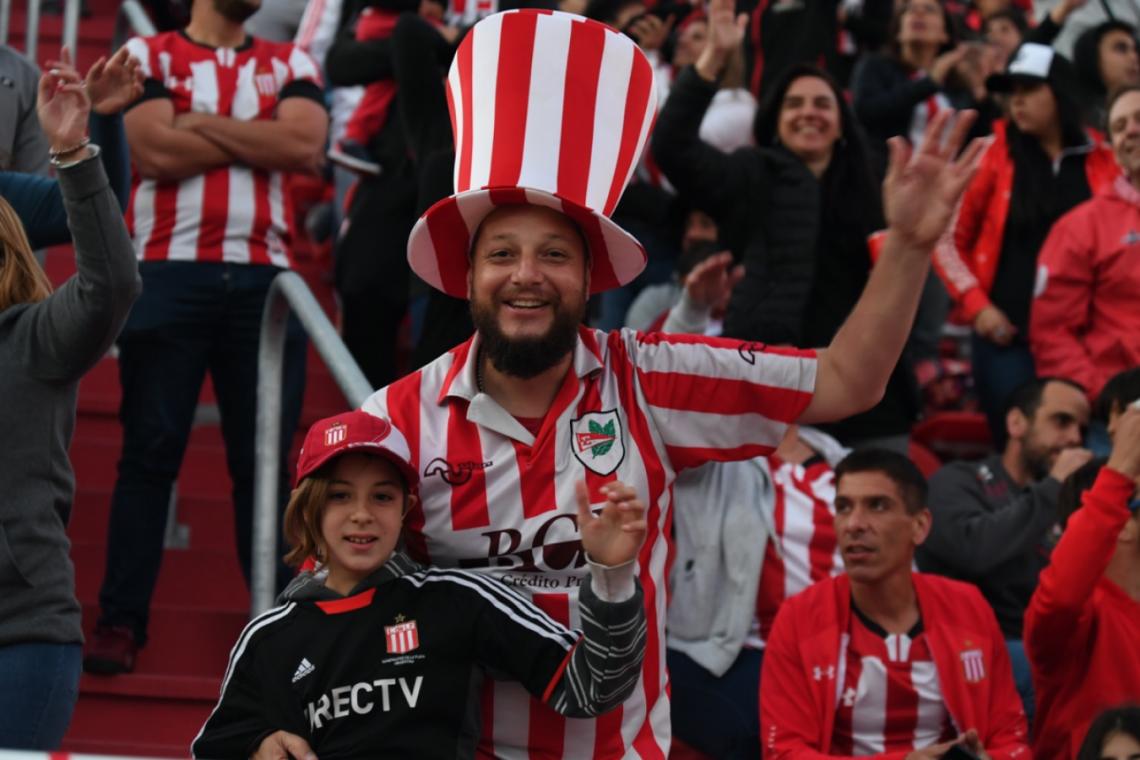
[1024, 467, 1140, 760]
[760, 573, 1029, 759]
[1030, 175, 1140, 401]
[934, 121, 1118, 324]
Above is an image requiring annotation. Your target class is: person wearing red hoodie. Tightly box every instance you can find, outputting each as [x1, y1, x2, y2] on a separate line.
[1030, 85, 1140, 404]
[760, 448, 1030, 759]
[1023, 407, 1140, 760]
[933, 42, 1118, 442]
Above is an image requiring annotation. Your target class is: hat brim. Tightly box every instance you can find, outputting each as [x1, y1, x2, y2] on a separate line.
[986, 72, 1047, 94]
[295, 443, 420, 491]
[407, 187, 648, 299]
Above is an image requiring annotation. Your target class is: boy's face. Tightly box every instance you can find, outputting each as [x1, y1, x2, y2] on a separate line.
[319, 453, 414, 595]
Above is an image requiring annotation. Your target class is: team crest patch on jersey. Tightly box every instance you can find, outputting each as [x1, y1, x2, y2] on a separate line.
[386, 618, 420, 654]
[570, 411, 625, 476]
[959, 648, 986, 683]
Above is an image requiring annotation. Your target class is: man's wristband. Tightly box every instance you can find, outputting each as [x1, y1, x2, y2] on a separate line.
[51, 143, 100, 169]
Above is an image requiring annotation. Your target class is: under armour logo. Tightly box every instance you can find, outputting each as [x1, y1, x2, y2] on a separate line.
[812, 665, 836, 681]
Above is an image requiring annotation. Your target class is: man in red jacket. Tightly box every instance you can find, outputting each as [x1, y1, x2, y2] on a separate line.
[1030, 86, 1140, 402]
[1024, 407, 1140, 760]
[760, 449, 1030, 759]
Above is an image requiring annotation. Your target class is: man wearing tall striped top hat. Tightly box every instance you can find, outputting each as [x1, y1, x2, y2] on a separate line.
[256, 4, 987, 757]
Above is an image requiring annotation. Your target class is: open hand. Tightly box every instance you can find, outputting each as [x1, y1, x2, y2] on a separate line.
[576, 481, 647, 567]
[683, 251, 744, 312]
[883, 109, 987, 252]
[627, 13, 674, 52]
[86, 46, 144, 115]
[695, 0, 749, 80]
[37, 48, 90, 153]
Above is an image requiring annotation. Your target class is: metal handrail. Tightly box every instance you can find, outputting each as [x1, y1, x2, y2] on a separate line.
[252, 271, 372, 615]
[114, 0, 155, 47]
[0, 0, 82, 62]
[0, 0, 10, 48]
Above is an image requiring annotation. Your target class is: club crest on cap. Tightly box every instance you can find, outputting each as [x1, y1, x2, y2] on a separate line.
[324, 422, 348, 447]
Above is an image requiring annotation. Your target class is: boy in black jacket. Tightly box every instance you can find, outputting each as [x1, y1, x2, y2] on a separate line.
[192, 410, 648, 759]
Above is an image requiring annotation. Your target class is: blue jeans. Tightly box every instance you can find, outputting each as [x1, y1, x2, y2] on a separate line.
[0, 642, 81, 749]
[97, 262, 306, 644]
[971, 335, 1036, 447]
[1006, 638, 1035, 728]
[667, 647, 762, 760]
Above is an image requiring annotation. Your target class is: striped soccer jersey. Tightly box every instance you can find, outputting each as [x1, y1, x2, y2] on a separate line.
[831, 609, 957, 755]
[123, 31, 322, 266]
[749, 455, 844, 648]
[362, 327, 817, 759]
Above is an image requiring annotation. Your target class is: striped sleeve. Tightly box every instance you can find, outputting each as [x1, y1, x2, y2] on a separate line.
[543, 574, 647, 718]
[401, 569, 645, 717]
[623, 329, 817, 471]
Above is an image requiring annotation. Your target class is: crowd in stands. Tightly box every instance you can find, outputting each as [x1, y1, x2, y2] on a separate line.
[1, 0, 1140, 754]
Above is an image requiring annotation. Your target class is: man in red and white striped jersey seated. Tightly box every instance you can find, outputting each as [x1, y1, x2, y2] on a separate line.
[83, 0, 329, 675]
[761, 449, 1030, 759]
[257, 4, 985, 755]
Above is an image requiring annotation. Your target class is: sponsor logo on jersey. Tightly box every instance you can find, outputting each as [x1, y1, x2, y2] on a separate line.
[423, 457, 492, 486]
[459, 510, 589, 573]
[292, 657, 315, 683]
[569, 410, 625, 476]
[307, 676, 424, 730]
[255, 71, 279, 97]
[385, 617, 419, 654]
[960, 648, 986, 683]
[738, 341, 764, 365]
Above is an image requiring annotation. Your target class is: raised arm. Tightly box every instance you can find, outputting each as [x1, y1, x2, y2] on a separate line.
[799, 110, 985, 424]
[16, 54, 141, 383]
[1025, 409, 1140, 670]
[475, 482, 647, 717]
[650, 0, 750, 213]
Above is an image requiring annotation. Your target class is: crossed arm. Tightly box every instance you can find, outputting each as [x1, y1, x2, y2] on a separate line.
[125, 92, 328, 181]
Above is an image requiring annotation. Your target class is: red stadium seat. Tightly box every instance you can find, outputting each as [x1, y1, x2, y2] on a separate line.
[908, 439, 943, 478]
[912, 411, 993, 463]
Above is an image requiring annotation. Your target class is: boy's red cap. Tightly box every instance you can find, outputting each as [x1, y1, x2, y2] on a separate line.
[295, 411, 418, 489]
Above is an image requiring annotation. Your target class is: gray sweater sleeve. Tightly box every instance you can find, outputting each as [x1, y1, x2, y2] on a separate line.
[13, 153, 141, 383]
[545, 576, 647, 718]
[920, 463, 1062, 576]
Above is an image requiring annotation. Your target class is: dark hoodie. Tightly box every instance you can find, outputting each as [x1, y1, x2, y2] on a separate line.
[192, 552, 647, 759]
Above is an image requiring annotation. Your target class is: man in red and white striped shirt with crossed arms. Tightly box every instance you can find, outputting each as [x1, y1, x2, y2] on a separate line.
[83, 0, 328, 674]
[260, 1, 984, 756]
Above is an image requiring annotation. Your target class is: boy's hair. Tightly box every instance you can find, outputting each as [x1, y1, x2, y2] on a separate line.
[282, 458, 412, 568]
[1094, 367, 1140, 422]
[1056, 457, 1108, 529]
[283, 472, 333, 568]
[834, 448, 928, 514]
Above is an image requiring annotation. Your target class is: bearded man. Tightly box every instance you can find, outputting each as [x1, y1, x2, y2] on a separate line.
[82, 0, 328, 674]
[917, 376, 1092, 722]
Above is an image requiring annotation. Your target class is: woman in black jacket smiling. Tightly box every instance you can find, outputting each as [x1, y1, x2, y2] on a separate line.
[651, 0, 918, 450]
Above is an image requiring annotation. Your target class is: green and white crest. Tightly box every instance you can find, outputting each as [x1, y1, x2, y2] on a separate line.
[570, 410, 625, 476]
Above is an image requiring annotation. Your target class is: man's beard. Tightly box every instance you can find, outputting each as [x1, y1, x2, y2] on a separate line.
[471, 295, 584, 379]
[213, 0, 259, 23]
[1021, 437, 1057, 481]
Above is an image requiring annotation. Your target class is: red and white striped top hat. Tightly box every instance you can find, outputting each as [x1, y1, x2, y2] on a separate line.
[407, 9, 658, 298]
